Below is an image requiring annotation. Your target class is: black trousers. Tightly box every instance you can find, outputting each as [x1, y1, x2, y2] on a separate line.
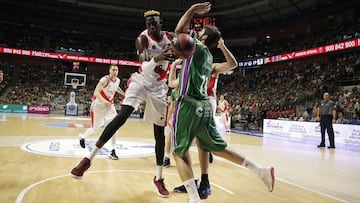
[320, 115, 335, 146]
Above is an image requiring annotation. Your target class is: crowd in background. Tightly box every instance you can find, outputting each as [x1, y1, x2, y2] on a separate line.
[0, 61, 126, 114]
[1, 48, 359, 129]
[218, 51, 360, 129]
[0, 13, 360, 129]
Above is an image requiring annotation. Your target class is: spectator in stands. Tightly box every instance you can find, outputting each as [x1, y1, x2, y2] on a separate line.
[302, 110, 310, 121]
[334, 102, 344, 119]
[348, 114, 360, 125]
[335, 112, 348, 124]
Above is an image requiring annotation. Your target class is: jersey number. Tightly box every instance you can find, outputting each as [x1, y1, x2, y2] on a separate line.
[199, 75, 209, 95]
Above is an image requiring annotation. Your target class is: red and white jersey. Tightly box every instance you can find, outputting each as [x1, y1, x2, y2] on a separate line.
[139, 29, 172, 84]
[207, 75, 218, 97]
[218, 99, 229, 113]
[92, 75, 120, 104]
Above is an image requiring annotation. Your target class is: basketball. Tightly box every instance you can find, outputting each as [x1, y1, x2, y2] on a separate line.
[171, 33, 196, 59]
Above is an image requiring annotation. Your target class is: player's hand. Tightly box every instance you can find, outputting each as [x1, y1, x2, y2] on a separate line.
[105, 101, 111, 107]
[154, 46, 176, 62]
[217, 37, 225, 49]
[191, 2, 211, 15]
[174, 58, 183, 65]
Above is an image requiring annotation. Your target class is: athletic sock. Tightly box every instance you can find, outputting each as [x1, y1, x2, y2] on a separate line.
[242, 158, 260, 175]
[86, 146, 100, 161]
[184, 178, 201, 202]
[201, 174, 209, 184]
[156, 165, 163, 180]
[110, 135, 116, 150]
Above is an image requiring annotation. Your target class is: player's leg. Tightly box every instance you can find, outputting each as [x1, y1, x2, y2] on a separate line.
[220, 112, 232, 145]
[145, 94, 170, 197]
[163, 125, 171, 168]
[105, 105, 120, 160]
[195, 139, 212, 199]
[93, 74, 145, 155]
[70, 105, 134, 178]
[152, 123, 170, 197]
[213, 149, 275, 192]
[224, 112, 231, 133]
[198, 103, 274, 193]
[70, 75, 144, 178]
[173, 152, 200, 202]
[172, 99, 201, 202]
[78, 103, 103, 148]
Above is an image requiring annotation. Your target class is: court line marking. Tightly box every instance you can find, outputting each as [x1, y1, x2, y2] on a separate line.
[276, 178, 349, 203]
[210, 155, 350, 203]
[10, 137, 350, 202]
[15, 170, 233, 203]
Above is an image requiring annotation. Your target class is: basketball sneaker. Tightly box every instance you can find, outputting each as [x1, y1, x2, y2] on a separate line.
[152, 176, 169, 198]
[70, 157, 91, 179]
[173, 179, 198, 193]
[259, 167, 275, 192]
[109, 149, 119, 160]
[163, 157, 170, 168]
[79, 137, 85, 148]
[198, 181, 211, 199]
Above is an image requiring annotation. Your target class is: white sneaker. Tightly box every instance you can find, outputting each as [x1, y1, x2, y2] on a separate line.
[259, 167, 275, 192]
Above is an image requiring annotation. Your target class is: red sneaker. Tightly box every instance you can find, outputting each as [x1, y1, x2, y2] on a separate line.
[152, 176, 170, 198]
[70, 157, 91, 179]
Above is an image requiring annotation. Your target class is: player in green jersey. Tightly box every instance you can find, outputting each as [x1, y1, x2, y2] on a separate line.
[172, 2, 275, 203]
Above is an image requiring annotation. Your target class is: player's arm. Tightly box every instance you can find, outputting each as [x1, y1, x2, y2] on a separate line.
[168, 58, 182, 88]
[116, 87, 125, 96]
[135, 35, 173, 74]
[135, 35, 156, 74]
[212, 38, 238, 74]
[175, 2, 211, 35]
[316, 106, 320, 121]
[225, 100, 231, 111]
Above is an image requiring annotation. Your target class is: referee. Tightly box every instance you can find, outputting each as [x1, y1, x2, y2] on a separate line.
[316, 92, 336, 149]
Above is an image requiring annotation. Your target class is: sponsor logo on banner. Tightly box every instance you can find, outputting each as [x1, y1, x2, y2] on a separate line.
[265, 120, 283, 130]
[289, 124, 307, 133]
[0, 103, 28, 113]
[263, 119, 360, 146]
[21, 139, 155, 158]
[28, 105, 50, 114]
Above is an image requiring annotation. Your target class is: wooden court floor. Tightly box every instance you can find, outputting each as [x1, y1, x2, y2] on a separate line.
[0, 113, 359, 203]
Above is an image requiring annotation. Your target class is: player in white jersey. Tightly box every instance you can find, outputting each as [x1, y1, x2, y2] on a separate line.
[77, 64, 124, 160]
[218, 94, 231, 134]
[70, 9, 174, 198]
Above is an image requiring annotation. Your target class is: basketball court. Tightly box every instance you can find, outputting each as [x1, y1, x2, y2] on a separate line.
[0, 113, 358, 203]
